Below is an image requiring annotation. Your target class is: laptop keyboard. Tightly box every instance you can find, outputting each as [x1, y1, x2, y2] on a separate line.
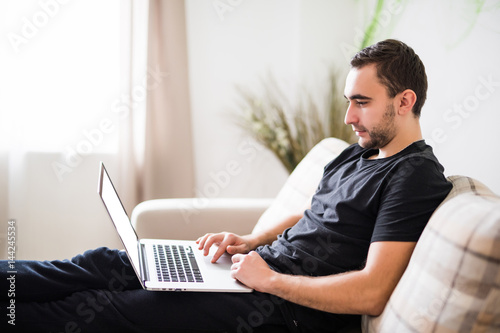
[153, 245, 204, 283]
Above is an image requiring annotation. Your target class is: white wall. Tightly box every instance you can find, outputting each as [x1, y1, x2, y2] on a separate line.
[185, 0, 360, 199]
[186, 0, 500, 196]
[398, 0, 500, 193]
[186, 0, 298, 199]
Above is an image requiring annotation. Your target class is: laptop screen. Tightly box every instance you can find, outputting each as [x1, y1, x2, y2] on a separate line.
[98, 162, 141, 277]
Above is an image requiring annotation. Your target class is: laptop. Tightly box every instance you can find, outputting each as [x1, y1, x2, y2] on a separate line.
[97, 162, 253, 293]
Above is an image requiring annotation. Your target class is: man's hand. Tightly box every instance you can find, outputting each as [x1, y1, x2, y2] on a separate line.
[196, 214, 303, 264]
[230, 251, 276, 292]
[196, 232, 255, 263]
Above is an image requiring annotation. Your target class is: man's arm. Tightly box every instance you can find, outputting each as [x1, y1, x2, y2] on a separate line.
[197, 213, 304, 263]
[231, 241, 416, 316]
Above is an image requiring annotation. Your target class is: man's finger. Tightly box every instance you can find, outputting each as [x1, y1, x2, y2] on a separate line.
[211, 244, 227, 263]
[227, 244, 245, 255]
[202, 234, 222, 256]
[231, 253, 244, 263]
[197, 233, 212, 250]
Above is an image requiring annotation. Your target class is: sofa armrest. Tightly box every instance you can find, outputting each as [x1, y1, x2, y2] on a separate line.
[131, 198, 274, 240]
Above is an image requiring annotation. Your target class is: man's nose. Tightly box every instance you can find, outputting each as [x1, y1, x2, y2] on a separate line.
[344, 103, 357, 125]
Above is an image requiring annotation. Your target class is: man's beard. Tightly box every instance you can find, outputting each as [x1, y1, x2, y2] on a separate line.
[358, 103, 397, 150]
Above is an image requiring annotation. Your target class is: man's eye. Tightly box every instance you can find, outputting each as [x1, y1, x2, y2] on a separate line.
[346, 100, 367, 106]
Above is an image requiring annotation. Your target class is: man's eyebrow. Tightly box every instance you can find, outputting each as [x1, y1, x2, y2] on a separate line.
[344, 94, 372, 100]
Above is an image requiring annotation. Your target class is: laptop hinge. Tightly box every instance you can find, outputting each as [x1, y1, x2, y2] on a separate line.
[138, 243, 150, 282]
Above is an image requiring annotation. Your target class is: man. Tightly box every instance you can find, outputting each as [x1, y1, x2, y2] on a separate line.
[1, 39, 451, 332]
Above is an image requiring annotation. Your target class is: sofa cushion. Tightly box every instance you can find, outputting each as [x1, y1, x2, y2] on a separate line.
[252, 137, 349, 234]
[364, 175, 500, 332]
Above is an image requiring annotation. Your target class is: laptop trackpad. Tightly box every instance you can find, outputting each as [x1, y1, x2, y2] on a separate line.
[202, 246, 233, 268]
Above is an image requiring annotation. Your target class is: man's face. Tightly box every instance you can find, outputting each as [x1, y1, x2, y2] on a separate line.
[344, 64, 398, 150]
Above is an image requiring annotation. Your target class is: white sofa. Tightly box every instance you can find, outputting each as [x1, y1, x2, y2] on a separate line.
[131, 138, 500, 332]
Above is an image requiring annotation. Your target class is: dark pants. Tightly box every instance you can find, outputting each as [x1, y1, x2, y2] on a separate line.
[1, 247, 359, 332]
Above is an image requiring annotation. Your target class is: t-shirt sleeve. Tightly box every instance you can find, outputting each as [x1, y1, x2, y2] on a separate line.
[370, 156, 452, 243]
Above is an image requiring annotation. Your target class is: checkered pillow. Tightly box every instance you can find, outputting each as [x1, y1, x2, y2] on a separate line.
[364, 176, 500, 332]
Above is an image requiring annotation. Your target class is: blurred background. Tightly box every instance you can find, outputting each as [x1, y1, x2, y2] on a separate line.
[1, 0, 499, 260]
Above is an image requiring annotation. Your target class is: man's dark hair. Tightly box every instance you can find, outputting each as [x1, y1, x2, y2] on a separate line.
[350, 39, 427, 117]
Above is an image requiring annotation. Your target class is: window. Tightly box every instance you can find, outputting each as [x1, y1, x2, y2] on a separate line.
[0, 0, 122, 153]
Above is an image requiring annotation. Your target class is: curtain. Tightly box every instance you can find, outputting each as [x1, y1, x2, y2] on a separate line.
[121, 0, 195, 214]
[141, 0, 195, 201]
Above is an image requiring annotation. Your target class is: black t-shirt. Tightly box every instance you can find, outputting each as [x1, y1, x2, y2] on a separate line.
[256, 140, 452, 277]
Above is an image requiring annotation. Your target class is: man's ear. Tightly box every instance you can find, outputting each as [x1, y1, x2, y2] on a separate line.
[398, 89, 417, 116]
